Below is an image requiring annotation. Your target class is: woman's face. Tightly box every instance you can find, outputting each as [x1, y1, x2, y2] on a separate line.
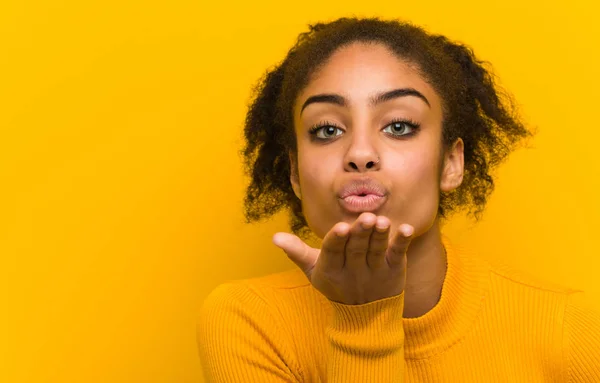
[291, 42, 464, 239]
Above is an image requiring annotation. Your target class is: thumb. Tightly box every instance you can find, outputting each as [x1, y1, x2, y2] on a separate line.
[273, 232, 318, 274]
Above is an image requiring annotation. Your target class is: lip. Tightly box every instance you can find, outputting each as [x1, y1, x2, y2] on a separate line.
[337, 178, 388, 213]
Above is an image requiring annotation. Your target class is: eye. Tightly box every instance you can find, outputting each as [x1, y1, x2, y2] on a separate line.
[309, 124, 344, 140]
[382, 120, 419, 137]
[316, 126, 343, 139]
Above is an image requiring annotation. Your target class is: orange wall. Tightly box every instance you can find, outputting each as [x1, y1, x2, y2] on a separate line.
[1, 1, 599, 382]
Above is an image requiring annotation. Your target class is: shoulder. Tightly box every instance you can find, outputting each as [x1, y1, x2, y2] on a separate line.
[196, 269, 313, 382]
[487, 259, 581, 295]
[564, 290, 600, 333]
[485, 260, 600, 377]
[564, 290, 600, 380]
[198, 268, 314, 324]
[201, 268, 311, 308]
[238, 267, 312, 290]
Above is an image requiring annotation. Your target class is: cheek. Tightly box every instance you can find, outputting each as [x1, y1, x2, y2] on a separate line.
[297, 150, 336, 198]
[296, 149, 340, 237]
[393, 152, 439, 186]
[385, 149, 442, 231]
[385, 140, 439, 182]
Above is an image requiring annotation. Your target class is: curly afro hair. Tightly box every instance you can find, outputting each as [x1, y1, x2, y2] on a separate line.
[242, 17, 536, 237]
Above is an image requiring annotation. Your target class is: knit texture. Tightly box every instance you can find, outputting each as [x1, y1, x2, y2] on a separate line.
[197, 235, 600, 382]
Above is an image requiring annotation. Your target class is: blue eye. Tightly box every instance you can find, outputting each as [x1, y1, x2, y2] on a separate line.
[382, 120, 418, 136]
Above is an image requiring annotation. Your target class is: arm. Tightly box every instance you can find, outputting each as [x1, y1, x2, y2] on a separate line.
[326, 293, 406, 381]
[272, 214, 412, 382]
[564, 291, 600, 382]
[197, 281, 406, 383]
[197, 282, 303, 383]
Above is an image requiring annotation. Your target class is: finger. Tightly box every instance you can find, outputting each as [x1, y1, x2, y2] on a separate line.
[344, 212, 377, 269]
[385, 224, 414, 269]
[366, 216, 391, 269]
[273, 232, 319, 275]
[319, 221, 350, 270]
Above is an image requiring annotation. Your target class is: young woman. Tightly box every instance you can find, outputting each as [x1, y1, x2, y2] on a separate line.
[197, 17, 600, 382]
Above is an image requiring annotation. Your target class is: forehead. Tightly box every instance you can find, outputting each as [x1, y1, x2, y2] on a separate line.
[294, 42, 442, 117]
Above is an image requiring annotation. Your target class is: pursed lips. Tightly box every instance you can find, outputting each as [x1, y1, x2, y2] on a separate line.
[338, 178, 388, 213]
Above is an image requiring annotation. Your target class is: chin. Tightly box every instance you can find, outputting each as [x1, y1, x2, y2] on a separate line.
[304, 216, 338, 239]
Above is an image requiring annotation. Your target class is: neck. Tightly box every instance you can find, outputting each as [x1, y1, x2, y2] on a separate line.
[402, 218, 447, 318]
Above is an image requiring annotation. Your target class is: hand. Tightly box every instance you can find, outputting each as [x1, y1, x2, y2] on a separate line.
[272, 212, 414, 305]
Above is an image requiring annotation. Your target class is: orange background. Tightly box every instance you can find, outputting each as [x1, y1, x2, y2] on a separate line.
[1, 1, 599, 382]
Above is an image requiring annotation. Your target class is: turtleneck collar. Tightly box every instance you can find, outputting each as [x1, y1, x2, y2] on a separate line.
[402, 234, 490, 360]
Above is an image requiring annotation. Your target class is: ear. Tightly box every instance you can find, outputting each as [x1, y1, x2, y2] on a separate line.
[288, 151, 302, 200]
[440, 138, 464, 193]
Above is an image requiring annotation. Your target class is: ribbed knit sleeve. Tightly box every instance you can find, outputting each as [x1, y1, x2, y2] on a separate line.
[197, 281, 406, 382]
[326, 292, 405, 381]
[564, 291, 600, 382]
[197, 283, 303, 383]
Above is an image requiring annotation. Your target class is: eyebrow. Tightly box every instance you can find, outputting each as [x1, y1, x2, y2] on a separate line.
[300, 87, 431, 115]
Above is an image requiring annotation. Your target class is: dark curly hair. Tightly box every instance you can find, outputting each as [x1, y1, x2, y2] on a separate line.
[242, 17, 536, 237]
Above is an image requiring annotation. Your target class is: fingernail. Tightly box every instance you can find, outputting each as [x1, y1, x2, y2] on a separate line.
[335, 224, 350, 237]
[361, 222, 374, 230]
[335, 229, 349, 237]
[402, 225, 414, 237]
[360, 219, 375, 229]
[272, 233, 286, 247]
[375, 222, 390, 231]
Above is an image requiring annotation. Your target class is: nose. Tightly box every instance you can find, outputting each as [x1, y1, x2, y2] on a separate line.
[343, 135, 381, 172]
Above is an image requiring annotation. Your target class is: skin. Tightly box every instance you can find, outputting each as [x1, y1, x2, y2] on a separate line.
[273, 42, 464, 317]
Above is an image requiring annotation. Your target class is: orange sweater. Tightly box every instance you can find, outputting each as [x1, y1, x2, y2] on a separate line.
[197, 235, 600, 381]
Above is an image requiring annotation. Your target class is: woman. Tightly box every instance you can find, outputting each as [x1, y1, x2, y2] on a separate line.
[197, 17, 600, 381]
